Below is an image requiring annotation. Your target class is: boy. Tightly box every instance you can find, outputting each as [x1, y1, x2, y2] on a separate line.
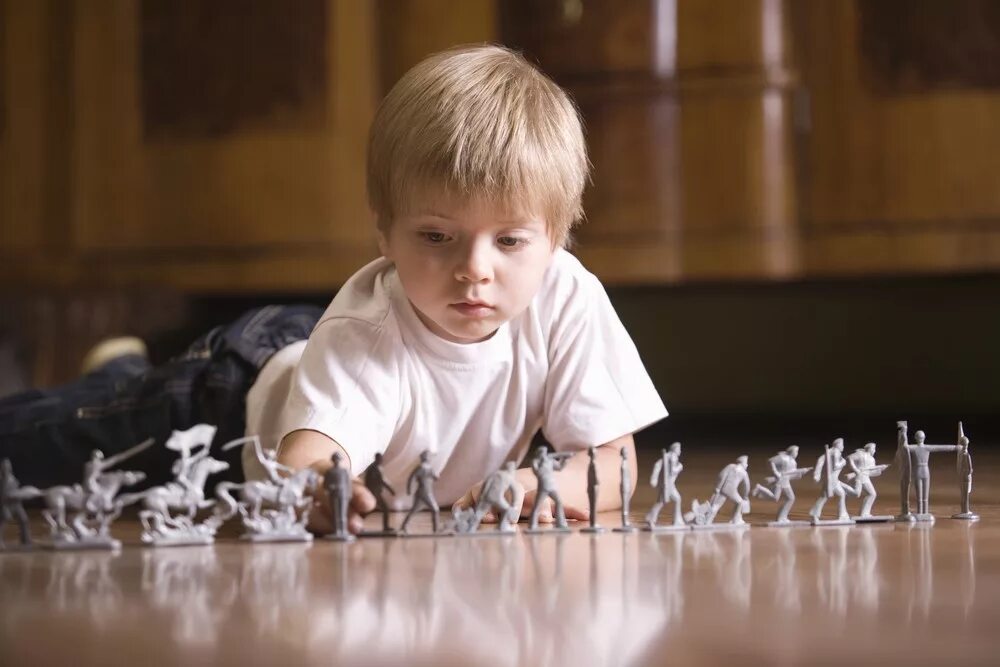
[250, 45, 667, 532]
[0, 46, 666, 533]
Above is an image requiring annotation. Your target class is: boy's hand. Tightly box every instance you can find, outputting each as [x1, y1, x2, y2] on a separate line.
[521, 489, 588, 523]
[305, 460, 376, 534]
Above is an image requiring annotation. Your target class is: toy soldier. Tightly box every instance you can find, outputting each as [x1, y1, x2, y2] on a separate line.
[752, 445, 812, 525]
[527, 445, 573, 531]
[457, 461, 525, 534]
[952, 423, 979, 521]
[613, 447, 638, 533]
[166, 423, 217, 504]
[1, 459, 37, 549]
[260, 449, 296, 500]
[645, 442, 685, 529]
[687, 455, 751, 527]
[324, 452, 355, 542]
[400, 450, 442, 534]
[363, 452, 397, 534]
[83, 450, 110, 512]
[580, 447, 606, 534]
[845, 442, 891, 521]
[895, 420, 913, 520]
[810, 438, 853, 524]
[903, 428, 959, 521]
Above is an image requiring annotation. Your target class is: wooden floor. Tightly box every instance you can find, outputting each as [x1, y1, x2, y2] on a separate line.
[1, 446, 997, 666]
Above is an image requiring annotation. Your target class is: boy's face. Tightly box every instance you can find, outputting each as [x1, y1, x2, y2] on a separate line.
[379, 195, 556, 343]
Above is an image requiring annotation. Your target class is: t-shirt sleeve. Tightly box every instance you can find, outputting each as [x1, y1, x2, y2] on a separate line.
[277, 317, 399, 476]
[541, 272, 668, 451]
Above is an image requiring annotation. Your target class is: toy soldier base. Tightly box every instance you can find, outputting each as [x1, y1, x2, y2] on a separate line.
[852, 514, 893, 524]
[612, 523, 640, 534]
[580, 524, 607, 534]
[643, 520, 689, 533]
[952, 511, 980, 522]
[764, 519, 811, 528]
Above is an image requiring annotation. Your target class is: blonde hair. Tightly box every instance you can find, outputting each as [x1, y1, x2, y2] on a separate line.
[367, 44, 589, 246]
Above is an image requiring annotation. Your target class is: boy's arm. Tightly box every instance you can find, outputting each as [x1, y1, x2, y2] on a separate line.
[278, 429, 375, 533]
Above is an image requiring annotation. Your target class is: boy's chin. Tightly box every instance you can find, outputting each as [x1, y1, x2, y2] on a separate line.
[433, 318, 502, 344]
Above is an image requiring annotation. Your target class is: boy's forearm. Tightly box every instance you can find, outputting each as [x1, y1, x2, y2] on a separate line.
[278, 429, 350, 473]
[548, 435, 637, 512]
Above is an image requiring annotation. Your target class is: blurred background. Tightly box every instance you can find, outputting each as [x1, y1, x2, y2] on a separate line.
[2, 0, 999, 450]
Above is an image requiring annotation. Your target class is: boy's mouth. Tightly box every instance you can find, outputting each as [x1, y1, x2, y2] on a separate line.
[450, 301, 495, 317]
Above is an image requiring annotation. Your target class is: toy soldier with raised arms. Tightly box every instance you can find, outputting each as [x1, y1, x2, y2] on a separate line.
[953, 422, 979, 521]
[752, 445, 812, 525]
[845, 442, 891, 522]
[400, 450, 442, 534]
[362, 452, 397, 535]
[1, 459, 39, 550]
[527, 445, 573, 532]
[613, 447, 638, 533]
[645, 442, 686, 530]
[810, 438, 854, 524]
[324, 452, 355, 542]
[903, 427, 960, 521]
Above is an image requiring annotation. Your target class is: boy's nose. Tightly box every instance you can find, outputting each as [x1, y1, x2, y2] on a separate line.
[454, 243, 493, 283]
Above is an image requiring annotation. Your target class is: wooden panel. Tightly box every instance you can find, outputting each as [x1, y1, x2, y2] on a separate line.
[71, 0, 376, 254]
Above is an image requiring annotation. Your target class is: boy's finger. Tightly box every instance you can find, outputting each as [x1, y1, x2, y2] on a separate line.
[349, 513, 365, 534]
[563, 505, 589, 522]
[308, 498, 333, 534]
[480, 511, 497, 523]
[351, 483, 377, 515]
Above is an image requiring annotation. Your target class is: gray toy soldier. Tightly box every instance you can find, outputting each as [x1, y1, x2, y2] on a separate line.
[580, 447, 606, 534]
[809, 438, 854, 525]
[400, 450, 443, 535]
[903, 427, 960, 522]
[752, 445, 812, 526]
[895, 421, 913, 520]
[362, 452, 397, 535]
[527, 445, 573, 532]
[686, 455, 751, 528]
[452, 461, 525, 534]
[324, 452, 355, 542]
[845, 442, 892, 522]
[645, 442, 686, 530]
[952, 423, 979, 521]
[1, 459, 38, 550]
[612, 447, 638, 533]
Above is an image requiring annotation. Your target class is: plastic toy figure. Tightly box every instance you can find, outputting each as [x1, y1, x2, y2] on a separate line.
[895, 420, 913, 521]
[400, 450, 443, 535]
[686, 455, 751, 528]
[361, 453, 398, 536]
[612, 447, 638, 533]
[452, 461, 525, 534]
[1, 459, 40, 550]
[324, 452, 356, 542]
[580, 447, 606, 534]
[903, 427, 960, 522]
[40, 438, 151, 550]
[645, 442, 686, 531]
[809, 438, 854, 525]
[115, 427, 231, 546]
[751, 445, 812, 526]
[845, 442, 892, 522]
[527, 446, 573, 532]
[214, 435, 320, 542]
[952, 423, 979, 521]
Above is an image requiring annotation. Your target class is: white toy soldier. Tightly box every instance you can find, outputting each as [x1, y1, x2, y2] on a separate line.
[580, 447, 606, 534]
[752, 445, 812, 525]
[324, 452, 355, 542]
[1, 459, 38, 549]
[903, 428, 959, 521]
[952, 423, 979, 521]
[687, 455, 751, 528]
[645, 442, 686, 530]
[845, 442, 891, 522]
[895, 420, 913, 520]
[363, 452, 397, 534]
[453, 461, 525, 534]
[612, 447, 638, 533]
[400, 450, 442, 534]
[527, 445, 573, 532]
[809, 438, 854, 524]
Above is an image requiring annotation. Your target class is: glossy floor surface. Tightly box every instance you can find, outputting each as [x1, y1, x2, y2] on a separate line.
[1, 447, 997, 666]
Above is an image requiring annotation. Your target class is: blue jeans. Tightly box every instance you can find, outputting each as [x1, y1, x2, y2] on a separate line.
[0, 304, 323, 490]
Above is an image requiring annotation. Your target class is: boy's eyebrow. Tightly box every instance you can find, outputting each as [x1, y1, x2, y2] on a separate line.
[412, 210, 542, 227]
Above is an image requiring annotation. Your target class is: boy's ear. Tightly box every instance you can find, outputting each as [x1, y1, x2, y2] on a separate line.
[376, 227, 392, 260]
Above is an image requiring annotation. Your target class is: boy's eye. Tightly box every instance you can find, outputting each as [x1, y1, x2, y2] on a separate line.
[420, 231, 449, 244]
[497, 236, 524, 248]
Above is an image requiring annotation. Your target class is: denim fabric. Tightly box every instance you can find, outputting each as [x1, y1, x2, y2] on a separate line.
[0, 304, 323, 490]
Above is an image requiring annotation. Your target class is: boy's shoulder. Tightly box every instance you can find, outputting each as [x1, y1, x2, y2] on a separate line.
[534, 248, 606, 317]
[315, 257, 396, 330]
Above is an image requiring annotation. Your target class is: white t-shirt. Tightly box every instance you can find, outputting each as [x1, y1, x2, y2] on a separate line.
[244, 249, 667, 507]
